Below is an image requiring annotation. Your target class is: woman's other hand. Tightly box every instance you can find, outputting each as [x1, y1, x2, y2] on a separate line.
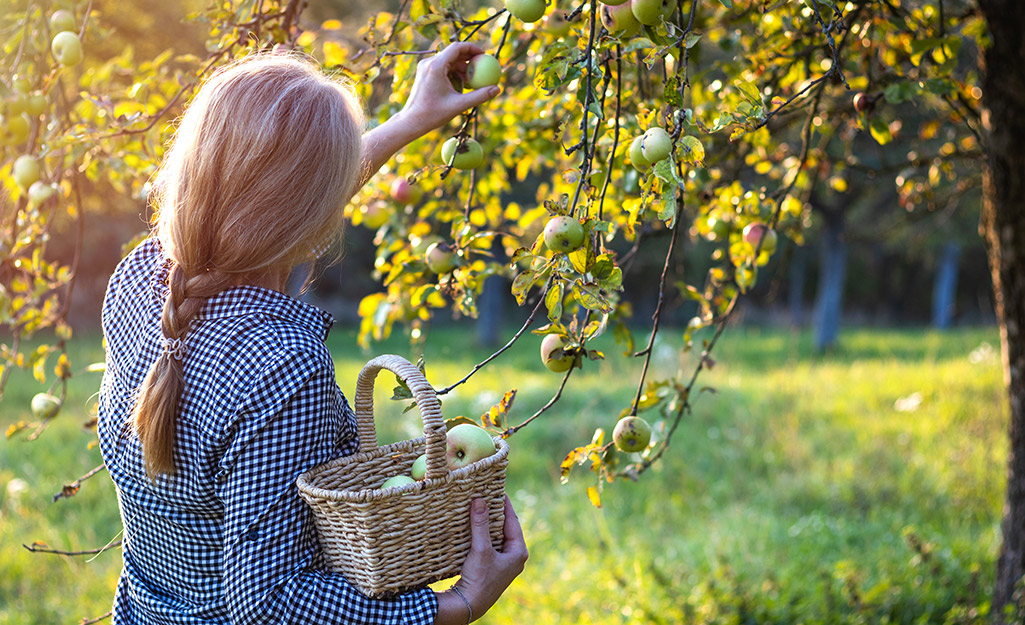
[435, 496, 528, 624]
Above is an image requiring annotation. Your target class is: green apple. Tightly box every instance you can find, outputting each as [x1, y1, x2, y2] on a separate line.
[505, 0, 547, 22]
[12, 155, 41, 189]
[613, 415, 651, 452]
[743, 222, 778, 254]
[599, 0, 629, 4]
[411, 233, 442, 256]
[411, 454, 428, 480]
[540, 334, 574, 372]
[641, 126, 672, 163]
[704, 216, 731, 241]
[543, 215, 585, 253]
[543, 10, 574, 37]
[425, 241, 457, 274]
[600, 3, 641, 36]
[31, 392, 62, 420]
[358, 201, 389, 229]
[631, 0, 674, 26]
[445, 423, 496, 470]
[389, 177, 423, 205]
[5, 95, 28, 117]
[11, 77, 31, 94]
[441, 136, 485, 169]
[25, 94, 48, 117]
[51, 31, 84, 67]
[466, 54, 502, 89]
[381, 474, 416, 489]
[28, 181, 56, 204]
[628, 135, 651, 171]
[49, 10, 77, 34]
[2, 114, 31, 145]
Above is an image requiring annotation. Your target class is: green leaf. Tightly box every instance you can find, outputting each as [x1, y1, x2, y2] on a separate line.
[546, 281, 564, 322]
[718, 0, 732, 8]
[869, 117, 893, 145]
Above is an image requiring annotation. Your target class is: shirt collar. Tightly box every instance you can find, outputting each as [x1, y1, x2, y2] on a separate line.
[195, 285, 335, 341]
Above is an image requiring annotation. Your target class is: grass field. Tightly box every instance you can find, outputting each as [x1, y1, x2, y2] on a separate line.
[0, 324, 1007, 624]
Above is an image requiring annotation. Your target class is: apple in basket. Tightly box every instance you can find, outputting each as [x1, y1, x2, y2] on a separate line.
[381, 475, 416, 489]
[446, 423, 496, 470]
[411, 454, 428, 480]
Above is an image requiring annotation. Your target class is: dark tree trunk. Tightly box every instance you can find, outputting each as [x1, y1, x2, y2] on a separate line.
[812, 210, 847, 352]
[788, 242, 807, 326]
[978, 0, 1025, 619]
[931, 242, 960, 330]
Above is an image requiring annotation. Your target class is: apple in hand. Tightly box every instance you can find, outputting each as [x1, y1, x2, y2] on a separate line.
[641, 127, 672, 163]
[381, 474, 416, 489]
[31, 393, 62, 420]
[743, 222, 778, 255]
[441, 137, 485, 170]
[51, 31, 84, 67]
[49, 10, 77, 33]
[540, 334, 575, 372]
[631, 0, 674, 25]
[613, 415, 651, 452]
[446, 423, 496, 470]
[411, 454, 428, 480]
[425, 241, 457, 274]
[466, 54, 502, 89]
[13, 156, 41, 189]
[390, 177, 423, 205]
[505, 0, 547, 22]
[543, 215, 585, 253]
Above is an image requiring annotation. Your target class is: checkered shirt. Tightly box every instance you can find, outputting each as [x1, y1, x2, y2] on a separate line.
[97, 237, 438, 624]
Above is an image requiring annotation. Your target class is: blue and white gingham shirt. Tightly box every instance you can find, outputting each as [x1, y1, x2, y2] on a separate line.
[98, 237, 438, 624]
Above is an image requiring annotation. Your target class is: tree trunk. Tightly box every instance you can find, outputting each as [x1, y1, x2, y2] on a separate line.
[931, 242, 961, 330]
[788, 242, 807, 326]
[978, 0, 1025, 619]
[812, 211, 847, 352]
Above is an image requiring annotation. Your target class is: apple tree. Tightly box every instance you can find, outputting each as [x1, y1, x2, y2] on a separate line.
[3, 0, 1024, 618]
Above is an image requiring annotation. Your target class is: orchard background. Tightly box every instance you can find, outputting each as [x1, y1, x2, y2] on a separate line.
[2, 0, 1024, 623]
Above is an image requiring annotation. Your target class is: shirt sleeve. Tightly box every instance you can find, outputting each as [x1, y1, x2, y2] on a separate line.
[216, 349, 438, 625]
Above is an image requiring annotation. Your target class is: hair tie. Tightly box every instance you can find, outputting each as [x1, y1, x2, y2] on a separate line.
[163, 337, 186, 361]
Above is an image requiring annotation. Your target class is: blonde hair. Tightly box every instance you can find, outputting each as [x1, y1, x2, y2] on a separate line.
[133, 53, 365, 478]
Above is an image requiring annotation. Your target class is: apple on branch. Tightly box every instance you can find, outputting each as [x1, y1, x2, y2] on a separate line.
[441, 136, 485, 170]
[425, 241, 458, 274]
[600, 3, 641, 37]
[445, 423, 496, 470]
[640, 127, 672, 163]
[31, 393, 62, 420]
[49, 10, 77, 33]
[51, 31, 84, 67]
[743, 222, 778, 255]
[390, 177, 423, 205]
[12, 155, 41, 190]
[628, 135, 652, 172]
[504, 0, 547, 22]
[542, 215, 585, 254]
[540, 334, 575, 373]
[613, 415, 652, 452]
[631, 0, 674, 26]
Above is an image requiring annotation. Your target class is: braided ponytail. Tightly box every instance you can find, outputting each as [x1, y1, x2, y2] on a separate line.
[131, 52, 365, 478]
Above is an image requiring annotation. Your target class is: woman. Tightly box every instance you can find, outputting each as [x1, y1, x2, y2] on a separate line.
[97, 43, 527, 624]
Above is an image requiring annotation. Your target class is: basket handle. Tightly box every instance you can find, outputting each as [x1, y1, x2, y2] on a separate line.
[354, 354, 448, 481]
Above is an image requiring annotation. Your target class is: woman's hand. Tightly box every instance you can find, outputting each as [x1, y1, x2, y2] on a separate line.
[435, 496, 528, 624]
[357, 42, 500, 190]
[400, 42, 502, 137]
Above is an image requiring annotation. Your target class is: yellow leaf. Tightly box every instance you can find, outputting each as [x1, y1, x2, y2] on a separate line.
[322, 19, 343, 29]
[586, 486, 602, 508]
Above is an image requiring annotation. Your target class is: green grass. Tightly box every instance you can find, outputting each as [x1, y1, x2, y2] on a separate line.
[0, 325, 1006, 624]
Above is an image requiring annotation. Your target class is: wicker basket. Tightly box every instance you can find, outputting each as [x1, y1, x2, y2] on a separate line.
[296, 354, 509, 597]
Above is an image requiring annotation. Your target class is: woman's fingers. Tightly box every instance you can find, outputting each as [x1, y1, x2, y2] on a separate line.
[468, 498, 493, 553]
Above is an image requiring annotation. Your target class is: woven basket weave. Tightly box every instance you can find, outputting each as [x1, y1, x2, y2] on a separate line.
[296, 354, 509, 598]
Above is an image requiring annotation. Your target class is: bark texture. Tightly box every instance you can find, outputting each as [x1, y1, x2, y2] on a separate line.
[977, 0, 1025, 618]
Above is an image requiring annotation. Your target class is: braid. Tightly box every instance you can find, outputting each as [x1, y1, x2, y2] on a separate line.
[132, 262, 233, 478]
